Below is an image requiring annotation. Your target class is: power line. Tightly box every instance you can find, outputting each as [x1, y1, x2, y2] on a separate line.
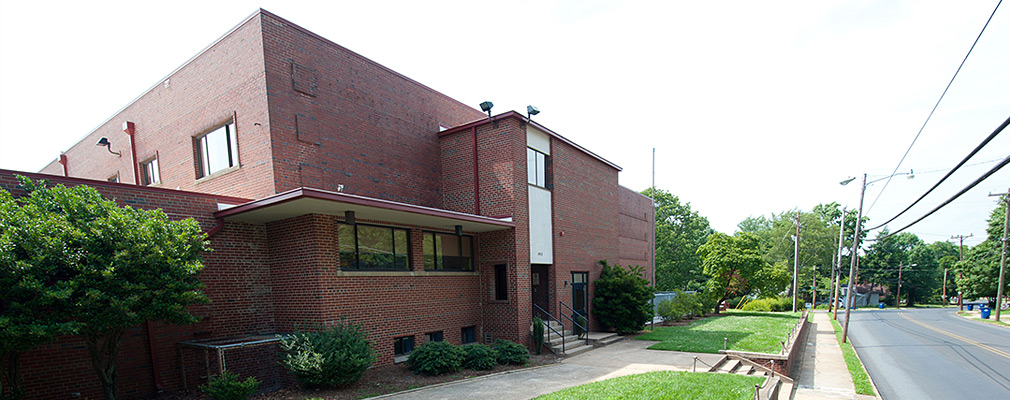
[876, 153, 1010, 241]
[865, 0, 1003, 215]
[869, 114, 1010, 231]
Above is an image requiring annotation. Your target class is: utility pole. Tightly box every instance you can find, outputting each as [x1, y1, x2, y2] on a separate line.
[812, 265, 817, 309]
[952, 233, 973, 311]
[650, 148, 656, 330]
[989, 189, 1008, 322]
[793, 212, 800, 313]
[842, 174, 866, 344]
[833, 207, 846, 320]
[896, 264, 904, 309]
[942, 268, 948, 308]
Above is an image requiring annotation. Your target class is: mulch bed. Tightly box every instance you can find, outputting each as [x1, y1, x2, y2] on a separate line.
[153, 353, 560, 400]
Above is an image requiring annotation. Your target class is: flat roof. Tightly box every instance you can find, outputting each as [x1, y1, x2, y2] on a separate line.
[215, 187, 514, 232]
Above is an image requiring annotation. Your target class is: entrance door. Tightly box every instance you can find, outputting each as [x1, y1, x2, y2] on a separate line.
[571, 272, 588, 317]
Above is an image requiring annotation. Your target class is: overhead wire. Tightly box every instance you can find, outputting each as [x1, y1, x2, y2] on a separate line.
[874, 153, 1010, 241]
[868, 115, 1010, 231]
[865, 0, 1004, 216]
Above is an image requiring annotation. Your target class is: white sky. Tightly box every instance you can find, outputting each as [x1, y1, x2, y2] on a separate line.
[1, 0, 1007, 247]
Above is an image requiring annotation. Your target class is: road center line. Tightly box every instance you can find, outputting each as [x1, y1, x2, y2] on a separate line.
[898, 312, 1010, 360]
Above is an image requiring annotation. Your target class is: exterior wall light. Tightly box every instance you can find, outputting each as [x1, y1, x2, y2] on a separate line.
[96, 137, 121, 157]
[527, 105, 540, 122]
[479, 101, 493, 119]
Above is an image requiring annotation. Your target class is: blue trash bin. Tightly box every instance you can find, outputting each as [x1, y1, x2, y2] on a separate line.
[968, 304, 974, 311]
[981, 307, 991, 319]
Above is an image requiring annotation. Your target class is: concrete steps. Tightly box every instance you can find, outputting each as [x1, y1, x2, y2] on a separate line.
[537, 321, 624, 356]
[707, 355, 793, 399]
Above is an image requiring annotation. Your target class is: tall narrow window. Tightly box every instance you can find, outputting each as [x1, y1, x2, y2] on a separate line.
[140, 157, 160, 185]
[527, 147, 547, 187]
[423, 231, 473, 271]
[196, 122, 239, 178]
[461, 326, 476, 344]
[338, 223, 410, 270]
[494, 264, 508, 301]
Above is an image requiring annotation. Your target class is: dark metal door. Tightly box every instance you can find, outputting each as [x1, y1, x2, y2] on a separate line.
[571, 272, 588, 316]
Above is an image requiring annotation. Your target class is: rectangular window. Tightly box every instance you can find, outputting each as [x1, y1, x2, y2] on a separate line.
[196, 121, 239, 178]
[461, 326, 476, 344]
[425, 331, 443, 343]
[338, 223, 410, 270]
[394, 336, 414, 357]
[527, 148, 547, 187]
[494, 264, 508, 301]
[423, 231, 473, 271]
[140, 157, 160, 186]
[107, 174, 119, 183]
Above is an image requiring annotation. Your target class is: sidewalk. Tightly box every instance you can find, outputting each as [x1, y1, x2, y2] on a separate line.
[792, 311, 877, 400]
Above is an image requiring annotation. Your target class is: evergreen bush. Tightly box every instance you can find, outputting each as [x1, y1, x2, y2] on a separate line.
[461, 343, 497, 370]
[591, 260, 653, 334]
[493, 339, 529, 365]
[199, 371, 260, 400]
[407, 341, 465, 375]
[532, 316, 545, 355]
[278, 323, 376, 388]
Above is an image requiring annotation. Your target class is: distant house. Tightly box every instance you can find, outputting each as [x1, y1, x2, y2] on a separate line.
[8, 8, 653, 399]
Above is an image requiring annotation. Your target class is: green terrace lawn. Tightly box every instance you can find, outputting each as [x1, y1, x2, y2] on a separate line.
[534, 370, 764, 400]
[637, 311, 801, 353]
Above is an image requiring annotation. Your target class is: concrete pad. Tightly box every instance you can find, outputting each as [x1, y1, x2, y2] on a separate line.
[793, 311, 868, 400]
[374, 338, 724, 400]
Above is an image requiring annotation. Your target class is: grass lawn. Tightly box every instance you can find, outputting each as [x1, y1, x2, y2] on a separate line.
[636, 311, 800, 353]
[828, 316, 875, 396]
[957, 311, 1010, 328]
[534, 371, 764, 400]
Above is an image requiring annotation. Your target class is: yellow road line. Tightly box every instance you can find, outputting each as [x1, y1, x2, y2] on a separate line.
[899, 312, 1010, 360]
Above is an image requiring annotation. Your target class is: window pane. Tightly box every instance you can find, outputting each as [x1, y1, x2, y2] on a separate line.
[394, 229, 408, 269]
[200, 123, 237, 176]
[338, 224, 356, 269]
[357, 225, 394, 269]
[441, 234, 460, 270]
[423, 232, 436, 269]
[527, 148, 537, 185]
[461, 236, 472, 270]
[536, 151, 546, 186]
[495, 264, 507, 300]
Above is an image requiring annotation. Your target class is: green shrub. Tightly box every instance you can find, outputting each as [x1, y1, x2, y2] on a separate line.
[493, 339, 529, 365]
[278, 322, 376, 388]
[462, 343, 497, 370]
[592, 260, 653, 334]
[573, 314, 588, 339]
[741, 297, 792, 312]
[656, 298, 680, 322]
[532, 316, 545, 355]
[200, 371, 260, 400]
[407, 341, 465, 375]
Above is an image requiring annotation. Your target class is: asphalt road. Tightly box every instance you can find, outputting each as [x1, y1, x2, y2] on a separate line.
[843, 308, 1010, 400]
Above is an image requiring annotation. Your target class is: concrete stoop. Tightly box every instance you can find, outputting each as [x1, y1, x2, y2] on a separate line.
[539, 321, 624, 356]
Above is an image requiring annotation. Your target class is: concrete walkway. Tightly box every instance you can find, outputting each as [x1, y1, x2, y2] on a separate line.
[793, 311, 877, 400]
[374, 339, 725, 400]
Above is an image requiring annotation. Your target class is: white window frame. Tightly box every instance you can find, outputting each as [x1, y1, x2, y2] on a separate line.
[527, 147, 547, 187]
[140, 157, 160, 186]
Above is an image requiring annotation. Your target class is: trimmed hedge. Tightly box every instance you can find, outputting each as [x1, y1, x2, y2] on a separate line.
[408, 341, 465, 375]
[493, 339, 529, 365]
[462, 343, 497, 370]
[278, 323, 376, 387]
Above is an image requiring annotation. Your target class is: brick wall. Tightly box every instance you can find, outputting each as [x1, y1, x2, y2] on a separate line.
[619, 186, 654, 283]
[40, 14, 275, 200]
[258, 11, 485, 207]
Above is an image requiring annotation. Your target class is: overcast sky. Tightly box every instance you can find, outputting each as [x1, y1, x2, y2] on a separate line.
[1, 0, 1007, 247]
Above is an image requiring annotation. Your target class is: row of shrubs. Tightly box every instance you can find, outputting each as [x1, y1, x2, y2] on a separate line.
[408, 339, 529, 375]
[656, 290, 714, 322]
[739, 296, 793, 312]
[199, 322, 531, 399]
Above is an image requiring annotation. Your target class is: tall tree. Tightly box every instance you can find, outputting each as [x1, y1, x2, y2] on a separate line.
[642, 188, 714, 291]
[955, 201, 1008, 308]
[697, 232, 771, 313]
[1, 177, 209, 400]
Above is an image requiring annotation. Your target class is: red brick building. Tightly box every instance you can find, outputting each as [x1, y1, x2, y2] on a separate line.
[10, 8, 653, 399]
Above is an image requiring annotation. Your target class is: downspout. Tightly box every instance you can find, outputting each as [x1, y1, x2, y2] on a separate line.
[123, 121, 140, 185]
[472, 126, 480, 215]
[58, 154, 68, 177]
[125, 120, 163, 391]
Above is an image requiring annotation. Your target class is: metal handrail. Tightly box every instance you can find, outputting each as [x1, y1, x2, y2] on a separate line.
[559, 301, 589, 346]
[533, 303, 566, 353]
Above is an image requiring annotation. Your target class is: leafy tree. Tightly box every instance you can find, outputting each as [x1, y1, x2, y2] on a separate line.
[1, 176, 209, 400]
[696, 232, 770, 313]
[592, 260, 653, 334]
[641, 188, 714, 291]
[1, 187, 82, 399]
[955, 201, 1007, 308]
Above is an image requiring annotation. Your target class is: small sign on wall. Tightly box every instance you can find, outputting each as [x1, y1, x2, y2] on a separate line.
[532, 273, 540, 285]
